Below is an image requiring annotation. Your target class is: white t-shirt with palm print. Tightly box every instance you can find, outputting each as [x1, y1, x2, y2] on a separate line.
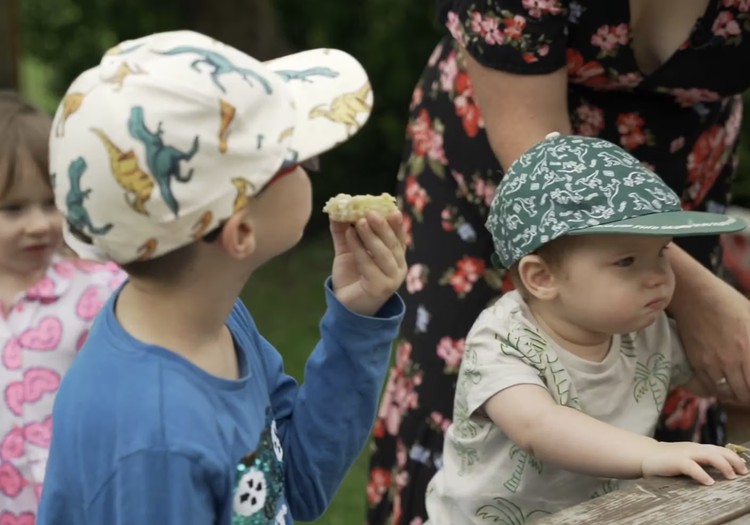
[425, 290, 692, 525]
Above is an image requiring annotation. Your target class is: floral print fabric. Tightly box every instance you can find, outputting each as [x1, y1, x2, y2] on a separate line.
[367, 1, 750, 523]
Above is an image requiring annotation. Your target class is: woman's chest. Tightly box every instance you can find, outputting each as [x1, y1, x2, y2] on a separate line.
[568, 0, 750, 94]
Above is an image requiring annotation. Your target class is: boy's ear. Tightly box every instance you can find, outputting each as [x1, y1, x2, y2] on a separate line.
[518, 254, 559, 301]
[219, 209, 256, 259]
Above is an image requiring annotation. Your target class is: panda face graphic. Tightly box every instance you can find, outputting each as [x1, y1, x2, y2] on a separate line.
[232, 408, 286, 524]
[233, 468, 267, 516]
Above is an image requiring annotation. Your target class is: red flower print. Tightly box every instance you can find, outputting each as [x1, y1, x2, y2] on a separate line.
[366, 467, 392, 506]
[616, 112, 647, 150]
[503, 15, 527, 40]
[448, 271, 472, 295]
[402, 214, 413, 248]
[566, 49, 607, 86]
[686, 125, 728, 209]
[456, 256, 486, 283]
[376, 342, 423, 436]
[405, 175, 429, 215]
[439, 51, 459, 93]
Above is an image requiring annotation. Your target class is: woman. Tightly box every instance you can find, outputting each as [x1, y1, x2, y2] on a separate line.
[366, 1, 750, 523]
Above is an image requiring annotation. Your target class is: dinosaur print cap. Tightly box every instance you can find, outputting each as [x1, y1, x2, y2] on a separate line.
[486, 133, 746, 269]
[49, 30, 374, 264]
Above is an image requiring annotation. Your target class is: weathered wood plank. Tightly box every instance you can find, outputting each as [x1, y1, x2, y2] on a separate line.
[533, 441, 750, 524]
[533, 474, 750, 524]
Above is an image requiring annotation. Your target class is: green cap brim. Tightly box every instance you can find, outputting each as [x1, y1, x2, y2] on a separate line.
[568, 211, 746, 237]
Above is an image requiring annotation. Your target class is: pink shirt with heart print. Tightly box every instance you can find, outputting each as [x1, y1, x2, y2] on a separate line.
[0, 256, 125, 522]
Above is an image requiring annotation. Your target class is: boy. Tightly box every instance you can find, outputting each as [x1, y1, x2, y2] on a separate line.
[37, 30, 407, 524]
[425, 133, 748, 524]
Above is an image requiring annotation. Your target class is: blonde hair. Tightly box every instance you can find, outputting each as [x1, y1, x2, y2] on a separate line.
[509, 235, 578, 300]
[0, 91, 53, 199]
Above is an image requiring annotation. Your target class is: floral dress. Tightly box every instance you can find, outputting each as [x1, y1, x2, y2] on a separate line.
[366, 1, 750, 524]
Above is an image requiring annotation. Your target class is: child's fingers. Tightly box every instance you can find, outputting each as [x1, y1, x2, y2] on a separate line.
[366, 212, 404, 259]
[356, 218, 401, 277]
[329, 219, 351, 255]
[386, 212, 407, 249]
[681, 460, 715, 486]
[716, 448, 748, 476]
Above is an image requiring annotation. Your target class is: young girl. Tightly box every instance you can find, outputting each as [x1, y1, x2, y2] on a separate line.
[0, 91, 125, 521]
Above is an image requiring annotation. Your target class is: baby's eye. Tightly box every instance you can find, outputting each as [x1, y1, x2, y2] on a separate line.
[614, 257, 634, 267]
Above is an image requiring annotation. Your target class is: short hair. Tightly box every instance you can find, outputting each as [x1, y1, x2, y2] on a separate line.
[119, 241, 201, 283]
[0, 91, 53, 199]
[509, 235, 579, 300]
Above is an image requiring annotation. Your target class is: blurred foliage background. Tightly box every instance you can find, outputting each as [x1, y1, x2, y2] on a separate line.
[18, 0, 443, 235]
[17, 0, 750, 219]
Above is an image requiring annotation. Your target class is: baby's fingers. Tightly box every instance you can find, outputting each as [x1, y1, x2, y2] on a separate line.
[681, 459, 716, 486]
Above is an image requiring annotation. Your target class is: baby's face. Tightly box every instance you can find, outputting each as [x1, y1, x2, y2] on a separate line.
[550, 234, 675, 335]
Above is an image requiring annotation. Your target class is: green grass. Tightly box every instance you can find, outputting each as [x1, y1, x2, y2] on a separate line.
[240, 233, 370, 525]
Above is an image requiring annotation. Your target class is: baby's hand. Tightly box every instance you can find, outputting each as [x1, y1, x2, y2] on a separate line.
[641, 442, 748, 485]
[329, 211, 407, 317]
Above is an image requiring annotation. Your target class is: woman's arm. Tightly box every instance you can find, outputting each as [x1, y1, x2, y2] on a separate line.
[462, 50, 571, 169]
[667, 243, 750, 401]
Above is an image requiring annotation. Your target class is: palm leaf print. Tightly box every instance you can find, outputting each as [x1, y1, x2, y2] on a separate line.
[475, 497, 550, 525]
[633, 353, 671, 407]
[503, 445, 543, 493]
[455, 441, 480, 476]
[453, 398, 479, 439]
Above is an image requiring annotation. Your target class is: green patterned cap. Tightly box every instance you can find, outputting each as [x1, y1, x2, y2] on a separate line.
[486, 133, 746, 268]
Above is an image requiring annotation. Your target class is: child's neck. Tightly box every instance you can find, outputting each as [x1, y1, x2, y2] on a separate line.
[115, 276, 245, 380]
[527, 302, 612, 363]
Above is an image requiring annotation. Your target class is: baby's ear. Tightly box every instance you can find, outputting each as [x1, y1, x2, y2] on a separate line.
[219, 209, 256, 260]
[517, 255, 558, 301]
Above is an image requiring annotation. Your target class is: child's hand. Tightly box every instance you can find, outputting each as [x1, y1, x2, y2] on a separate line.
[329, 211, 407, 317]
[641, 442, 748, 485]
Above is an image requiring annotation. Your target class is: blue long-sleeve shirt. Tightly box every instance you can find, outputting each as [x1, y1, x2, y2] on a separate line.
[37, 278, 404, 524]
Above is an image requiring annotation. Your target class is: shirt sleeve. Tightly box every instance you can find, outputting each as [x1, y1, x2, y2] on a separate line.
[249, 278, 404, 521]
[441, 0, 570, 74]
[460, 301, 548, 417]
[85, 450, 220, 525]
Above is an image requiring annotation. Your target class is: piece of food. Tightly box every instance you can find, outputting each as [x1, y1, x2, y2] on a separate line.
[323, 192, 398, 222]
[726, 442, 750, 462]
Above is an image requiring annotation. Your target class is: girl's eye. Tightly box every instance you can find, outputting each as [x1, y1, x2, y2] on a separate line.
[614, 257, 634, 268]
[0, 204, 23, 214]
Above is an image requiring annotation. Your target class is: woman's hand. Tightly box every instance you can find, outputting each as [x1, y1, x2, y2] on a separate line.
[668, 244, 750, 402]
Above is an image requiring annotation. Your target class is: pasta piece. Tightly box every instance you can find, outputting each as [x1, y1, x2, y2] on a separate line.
[323, 192, 398, 222]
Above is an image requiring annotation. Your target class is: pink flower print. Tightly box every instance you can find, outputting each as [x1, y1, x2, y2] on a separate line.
[428, 42, 444, 67]
[591, 24, 629, 54]
[377, 371, 422, 436]
[574, 102, 605, 136]
[19, 316, 62, 351]
[406, 264, 428, 294]
[469, 12, 505, 45]
[395, 340, 413, 371]
[403, 214, 413, 248]
[0, 512, 36, 525]
[24, 416, 52, 448]
[437, 337, 466, 370]
[0, 428, 24, 462]
[522, 0, 563, 17]
[713, 11, 741, 38]
[430, 411, 453, 432]
[670, 88, 721, 108]
[410, 519, 425, 525]
[617, 112, 647, 150]
[725, 97, 742, 148]
[439, 51, 459, 93]
[446, 12, 467, 47]
[410, 109, 447, 164]
[366, 467, 391, 506]
[4, 368, 62, 416]
[2, 339, 22, 370]
[76, 285, 104, 321]
[410, 86, 424, 110]
[25, 277, 56, 300]
[671, 136, 686, 153]
[0, 462, 25, 497]
[473, 177, 498, 207]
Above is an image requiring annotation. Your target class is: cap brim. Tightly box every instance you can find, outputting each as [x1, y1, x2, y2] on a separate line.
[568, 211, 747, 237]
[264, 49, 373, 164]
